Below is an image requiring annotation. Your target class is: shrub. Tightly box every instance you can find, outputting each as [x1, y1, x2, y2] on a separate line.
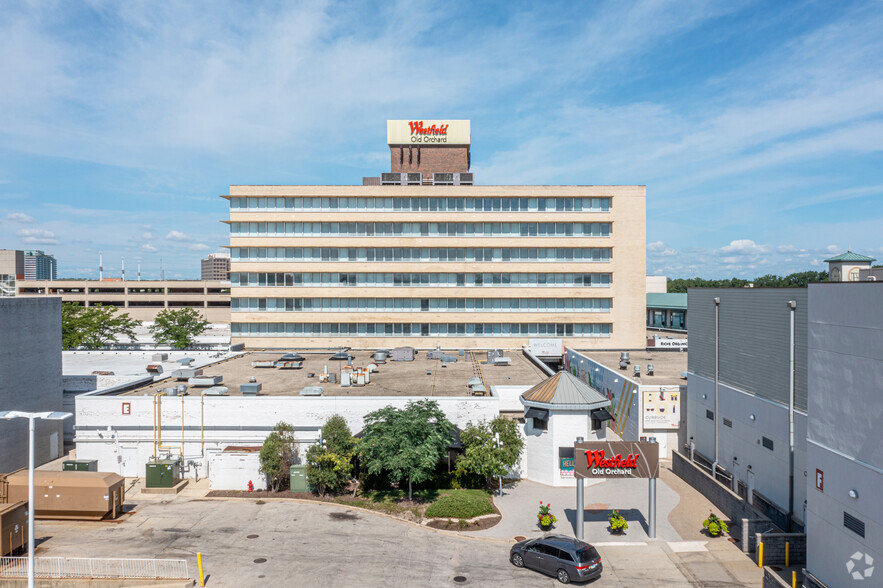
[703, 512, 729, 537]
[608, 510, 628, 533]
[425, 490, 494, 519]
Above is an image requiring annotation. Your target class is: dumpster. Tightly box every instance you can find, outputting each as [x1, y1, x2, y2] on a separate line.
[0, 501, 27, 555]
[63, 460, 98, 472]
[1, 470, 125, 520]
[146, 460, 180, 488]
[290, 465, 308, 492]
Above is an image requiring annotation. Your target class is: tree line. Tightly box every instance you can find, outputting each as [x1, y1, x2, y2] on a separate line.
[667, 270, 828, 293]
[260, 400, 524, 499]
[61, 302, 210, 349]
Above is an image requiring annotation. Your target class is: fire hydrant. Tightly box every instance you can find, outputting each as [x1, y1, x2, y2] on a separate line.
[247, 480, 254, 492]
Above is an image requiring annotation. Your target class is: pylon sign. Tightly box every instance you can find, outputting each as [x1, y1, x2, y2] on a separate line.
[573, 441, 659, 479]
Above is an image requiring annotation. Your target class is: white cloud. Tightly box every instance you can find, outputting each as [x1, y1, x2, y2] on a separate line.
[647, 241, 666, 252]
[165, 230, 191, 242]
[777, 245, 798, 253]
[716, 239, 770, 256]
[188, 243, 210, 251]
[6, 212, 35, 223]
[142, 244, 158, 252]
[17, 228, 59, 244]
[142, 231, 154, 239]
[826, 244, 840, 253]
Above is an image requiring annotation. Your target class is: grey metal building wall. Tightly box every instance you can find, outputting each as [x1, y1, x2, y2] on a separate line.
[805, 283, 882, 586]
[0, 298, 64, 472]
[687, 288, 808, 411]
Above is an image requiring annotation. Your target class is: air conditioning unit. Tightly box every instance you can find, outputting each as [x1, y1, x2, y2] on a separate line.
[433, 173, 454, 185]
[457, 173, 474, 185]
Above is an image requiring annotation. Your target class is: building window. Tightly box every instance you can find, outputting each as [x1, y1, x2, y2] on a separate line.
[849, 268, 861, 282]
[830, 267, 841, 282]
[706, 409, 714, 421]
[533, 418, 548, 431]
[843, 512, 865, 538]
[762, 436, 774, 451]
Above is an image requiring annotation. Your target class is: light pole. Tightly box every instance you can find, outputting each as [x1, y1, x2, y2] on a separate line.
[494, 432, 503, 497]
[0, 410, 72, 588]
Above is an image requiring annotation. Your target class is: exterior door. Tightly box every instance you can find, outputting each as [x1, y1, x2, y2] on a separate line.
[120, 447, 138, 477]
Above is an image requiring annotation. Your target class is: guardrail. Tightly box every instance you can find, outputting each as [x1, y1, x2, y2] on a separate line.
[0, 557, 189, 580]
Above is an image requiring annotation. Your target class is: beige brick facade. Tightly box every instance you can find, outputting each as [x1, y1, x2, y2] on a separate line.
[227, 185, 646, 350]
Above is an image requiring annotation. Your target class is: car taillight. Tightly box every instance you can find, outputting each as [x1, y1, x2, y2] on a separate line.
[576, 558, 601, 570]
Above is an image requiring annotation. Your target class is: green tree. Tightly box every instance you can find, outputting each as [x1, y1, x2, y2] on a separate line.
[149, 307, 210, 349]
[455, 417, 524, 487]
[259, 422, 300, 492]
[305, 415, 356, 496]
[667, 271, 827, 293]
[358, 400, 454, 500]
[61, 302, 139, 350]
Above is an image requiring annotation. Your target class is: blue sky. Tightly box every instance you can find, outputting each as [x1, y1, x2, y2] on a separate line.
[1, 0, 881, 279]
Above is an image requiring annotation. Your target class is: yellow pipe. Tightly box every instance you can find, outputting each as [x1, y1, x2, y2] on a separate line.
[785, 542, 790, 567]
[197, 552, 205, 587]
[758, 542, 763, 568]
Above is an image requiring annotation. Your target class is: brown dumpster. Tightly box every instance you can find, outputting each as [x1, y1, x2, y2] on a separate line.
[0, 501, 27, 556]
[1, 470, 125, 521]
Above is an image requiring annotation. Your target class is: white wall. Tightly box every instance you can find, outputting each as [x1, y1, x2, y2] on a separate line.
[75, 394, 499, 478]
[523, 410, 605, 487]
[208, 451, 266, 491]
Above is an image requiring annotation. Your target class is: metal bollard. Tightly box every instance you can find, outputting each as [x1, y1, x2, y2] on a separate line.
[786, 542, 790, 567]
[758, 542, 763, 568]
[792, 570, 797, 588]
[197, 552, 205, 587]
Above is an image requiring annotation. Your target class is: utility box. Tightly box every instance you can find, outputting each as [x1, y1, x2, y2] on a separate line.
[0, 501, 27, 556]
[290, 465, 308, 492]
[145, 460, 181, 488]
[241, 382, 262, 395]
[62, 460, 98, 472]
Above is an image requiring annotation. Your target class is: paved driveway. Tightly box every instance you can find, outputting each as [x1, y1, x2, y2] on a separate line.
[33, 496, 760, 587]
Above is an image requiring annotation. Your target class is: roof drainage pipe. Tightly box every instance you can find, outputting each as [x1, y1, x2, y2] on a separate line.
[521, 346, 556, 376]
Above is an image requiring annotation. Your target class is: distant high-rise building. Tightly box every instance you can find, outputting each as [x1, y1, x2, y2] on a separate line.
[201, 252, 231, 281]
[23, 250, 57, 281]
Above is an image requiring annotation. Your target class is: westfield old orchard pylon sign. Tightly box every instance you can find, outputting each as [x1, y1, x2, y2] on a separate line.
[573, 441, 659, 479]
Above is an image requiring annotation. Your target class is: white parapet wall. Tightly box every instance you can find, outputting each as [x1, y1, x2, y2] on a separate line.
[74, 393, 500, 479]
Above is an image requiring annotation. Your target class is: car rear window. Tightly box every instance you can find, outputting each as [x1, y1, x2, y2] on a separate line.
[577, 547, 600, 564]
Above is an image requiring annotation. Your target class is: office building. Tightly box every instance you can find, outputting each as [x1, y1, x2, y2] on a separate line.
[227, 120, 647, 349]
[0, 298, 64, 471]
[23, 249, 57, 280]
[804, 283, 882, 587]
[201, 252, 231, 281]
[0, 249, 24, 297]
[686, 288, 808, 531]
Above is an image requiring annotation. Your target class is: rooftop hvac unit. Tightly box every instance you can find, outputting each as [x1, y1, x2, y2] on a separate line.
[300, 386, 324, 396]
[189, 375, 223, 387]
[458, 173, 473, 185]
[152, 353, 169, 362]
[620, 352, 630, 364]
[406, 173, 422, 185]
[381, 172, 401, 185]
[647, 363, 655, 375]
[173, 368, 203, 380]
[146, 364, 163, 374]
[633, 365, 641, 377]
[241, 382, 262, 395]
[203, 387, 228, 396]
[175, 384, 187, 395]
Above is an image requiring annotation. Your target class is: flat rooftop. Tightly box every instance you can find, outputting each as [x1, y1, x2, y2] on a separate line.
[581, 350, 687, 386]
[64, 350, 242, 378]
[121, 350, 547, 397]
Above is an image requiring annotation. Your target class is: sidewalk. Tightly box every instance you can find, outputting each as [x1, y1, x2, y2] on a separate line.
[465, 476, 682, 542]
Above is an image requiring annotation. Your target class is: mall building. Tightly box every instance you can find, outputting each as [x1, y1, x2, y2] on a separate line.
[226, 120, 646, 349]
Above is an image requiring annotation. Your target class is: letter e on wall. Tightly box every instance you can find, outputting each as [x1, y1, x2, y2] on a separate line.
[122, 402, 131, 415]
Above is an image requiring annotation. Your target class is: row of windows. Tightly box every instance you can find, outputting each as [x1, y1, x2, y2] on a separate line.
[231, 297, 612, 312]
[230, 247, 612, 263]
[232, 322, 612, 337]
[229, 222, 611, 237]
[230, 196, 611, 212]
[231, 272, 612, 287]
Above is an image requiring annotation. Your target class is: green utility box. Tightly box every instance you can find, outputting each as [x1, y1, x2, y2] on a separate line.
[290, 465, 308, 492]
[145, 459, 181, 488]
[62, 460, 98, 472]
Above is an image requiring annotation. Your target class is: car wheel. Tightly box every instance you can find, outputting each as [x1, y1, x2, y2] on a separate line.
[511, 553, 524, 568]
[557, 569, 571, 584]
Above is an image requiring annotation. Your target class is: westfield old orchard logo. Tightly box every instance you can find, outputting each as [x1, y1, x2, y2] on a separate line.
[408, 121, 449, 135]
[584, 449, 640, 475]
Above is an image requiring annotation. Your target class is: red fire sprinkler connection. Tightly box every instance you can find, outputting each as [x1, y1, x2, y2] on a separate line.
[248, 480, 254, 492]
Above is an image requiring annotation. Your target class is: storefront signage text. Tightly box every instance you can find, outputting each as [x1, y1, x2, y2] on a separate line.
[573, 441, 659, 479]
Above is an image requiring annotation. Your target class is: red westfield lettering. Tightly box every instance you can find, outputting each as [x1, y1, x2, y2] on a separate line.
[584, 450, 639, 469]
[409, 121, 449, 135]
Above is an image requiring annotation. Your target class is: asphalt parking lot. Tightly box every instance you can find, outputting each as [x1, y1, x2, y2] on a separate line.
[32, 495, 760, 587]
